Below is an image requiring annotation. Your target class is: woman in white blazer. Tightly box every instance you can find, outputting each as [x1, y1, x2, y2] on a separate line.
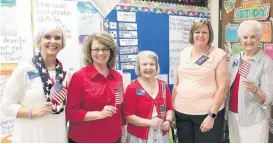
[227, 20, 273, 143]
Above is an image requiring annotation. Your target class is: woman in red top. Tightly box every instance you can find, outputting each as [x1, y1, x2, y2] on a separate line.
[65, 32, 126, 143]
[123, 50, 173, 143]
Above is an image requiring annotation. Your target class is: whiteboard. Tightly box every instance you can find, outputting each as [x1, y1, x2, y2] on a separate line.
[169, 16, 202, 84]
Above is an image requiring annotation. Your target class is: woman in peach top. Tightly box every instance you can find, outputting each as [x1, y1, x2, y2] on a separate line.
[172, 20, 229, 143]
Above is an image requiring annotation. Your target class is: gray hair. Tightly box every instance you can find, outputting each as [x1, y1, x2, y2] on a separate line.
[238, 20, 263, 40]
[135, 50, 160, 76]
[34, 23, 66, 51]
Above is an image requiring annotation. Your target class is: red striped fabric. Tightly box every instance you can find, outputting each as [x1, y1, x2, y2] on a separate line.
[51, 86, 67, 105]
[115, 86, 123, 105]
[239, 60, 251, 78]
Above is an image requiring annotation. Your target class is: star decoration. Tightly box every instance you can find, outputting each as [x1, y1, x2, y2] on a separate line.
[42, 68, 47, 73]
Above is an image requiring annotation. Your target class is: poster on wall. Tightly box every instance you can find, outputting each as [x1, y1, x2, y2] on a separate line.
[0, 0, 33, 142]
[77, 2, 103, 36]
[32, 0, 80, 71]
[169, 16, 202, 84]
[225, 24, 238, 42]
[77, 2, 103, 67]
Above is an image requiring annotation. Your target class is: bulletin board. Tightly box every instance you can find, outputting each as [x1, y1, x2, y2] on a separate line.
[105, 0, 211, 90]
[221, 0, 273, 141]
[221, 0, 273, 59]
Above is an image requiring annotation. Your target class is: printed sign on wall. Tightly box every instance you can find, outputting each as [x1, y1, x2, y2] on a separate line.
[225, 24, 239, 42]
[234, 0, 270, 22]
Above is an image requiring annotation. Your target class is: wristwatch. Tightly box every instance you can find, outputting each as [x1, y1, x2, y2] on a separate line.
[208, 112, 217, 119]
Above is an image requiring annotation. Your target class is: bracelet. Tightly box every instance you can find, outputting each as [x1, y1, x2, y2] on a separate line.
[253, 87, 259, 94]
[27, 108, 34, 119]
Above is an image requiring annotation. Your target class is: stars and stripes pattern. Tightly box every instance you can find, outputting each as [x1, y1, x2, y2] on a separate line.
[115, 84, 124, 105]
[32, 52, 66, 114]
[50, 80, 67, 105]
[239, 60, 251, 78]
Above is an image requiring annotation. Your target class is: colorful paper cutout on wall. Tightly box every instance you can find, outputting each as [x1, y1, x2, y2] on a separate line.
[260, 22, 272, 42]
[223, 0, 235, 13]
[232, 43, 244, 54]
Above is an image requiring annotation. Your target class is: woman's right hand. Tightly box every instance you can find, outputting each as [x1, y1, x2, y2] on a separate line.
[149, 118, 164, 128]
[100, 106, 117, 119]
[32, 102, 52, 118]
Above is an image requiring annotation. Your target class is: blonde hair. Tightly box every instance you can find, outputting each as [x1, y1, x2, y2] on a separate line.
[135, 50, 160, 76]
[82, 32, 117, 68]
[34, 23, 66, 50]
[189, 19, 214, 45]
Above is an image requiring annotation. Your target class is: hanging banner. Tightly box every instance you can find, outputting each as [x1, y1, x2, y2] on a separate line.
[234, 0, 270, 22]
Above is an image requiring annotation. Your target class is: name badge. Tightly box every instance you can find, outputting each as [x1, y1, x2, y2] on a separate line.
[136, 89, 145, 96]
[195, 55, 209, 65]
[27, 69, 39, 79]
[160, 105, 166, 112]
[232, 60, 239, 67]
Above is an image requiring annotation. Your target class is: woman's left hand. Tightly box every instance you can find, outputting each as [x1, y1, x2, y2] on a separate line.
[243, 80, 258, 93]
[200, 115, 214, 132]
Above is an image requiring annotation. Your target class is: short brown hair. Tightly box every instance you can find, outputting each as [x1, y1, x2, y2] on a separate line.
[189, 19, 214, 45]
[82, 32, 117, 68]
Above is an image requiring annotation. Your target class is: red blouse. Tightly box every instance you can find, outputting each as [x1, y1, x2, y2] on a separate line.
[65, 64, 125, 143]
[123, 79, 173, 139]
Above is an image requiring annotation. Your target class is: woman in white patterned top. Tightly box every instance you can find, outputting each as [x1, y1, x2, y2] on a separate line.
[227, 20, 273, 143]
[0, 23, 69, 143]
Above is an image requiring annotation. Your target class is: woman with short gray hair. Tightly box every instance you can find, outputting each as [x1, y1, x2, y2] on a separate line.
[227, 20, 273, 142]
[123, 50, 173, 143]
[0, 23, 69, 142]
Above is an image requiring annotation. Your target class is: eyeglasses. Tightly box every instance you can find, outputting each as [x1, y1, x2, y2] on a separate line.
[91, 48, 110, 53]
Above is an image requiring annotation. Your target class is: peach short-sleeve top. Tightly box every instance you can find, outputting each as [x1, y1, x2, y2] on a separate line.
[174, 46, 226, 115]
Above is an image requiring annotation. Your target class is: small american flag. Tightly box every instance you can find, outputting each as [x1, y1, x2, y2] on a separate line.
[50, 81, 67, 105]
[115, 85, 123, 105]
[239, 60, 251, 78]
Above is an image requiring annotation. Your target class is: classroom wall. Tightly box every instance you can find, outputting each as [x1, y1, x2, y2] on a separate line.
[0, 0, 214, 142]
[210, 0, 219, 48]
